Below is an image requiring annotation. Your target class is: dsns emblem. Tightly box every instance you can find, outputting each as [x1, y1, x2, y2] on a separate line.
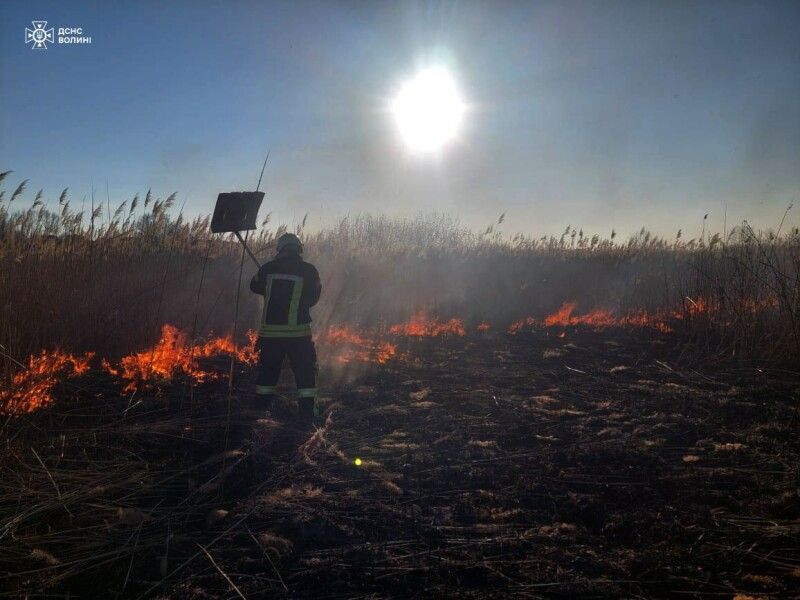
[25, 21, 54, 49]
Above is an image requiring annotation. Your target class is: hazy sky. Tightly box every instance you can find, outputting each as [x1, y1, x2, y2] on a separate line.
[1, 0, 798, 237]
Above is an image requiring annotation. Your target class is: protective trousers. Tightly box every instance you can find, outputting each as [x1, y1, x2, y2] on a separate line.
[255, 336, 317, 400]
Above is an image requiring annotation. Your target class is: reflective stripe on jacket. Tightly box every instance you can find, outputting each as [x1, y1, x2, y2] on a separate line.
[249, 252, 321, 337]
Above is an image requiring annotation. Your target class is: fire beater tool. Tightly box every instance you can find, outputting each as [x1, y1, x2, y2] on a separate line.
[210, 151, 270, 269]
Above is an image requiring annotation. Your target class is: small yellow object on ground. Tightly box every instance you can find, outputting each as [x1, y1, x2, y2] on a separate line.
[354, 457, 362, 466]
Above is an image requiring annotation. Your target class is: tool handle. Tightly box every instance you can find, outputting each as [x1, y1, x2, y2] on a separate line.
[234, 231, 261, 269]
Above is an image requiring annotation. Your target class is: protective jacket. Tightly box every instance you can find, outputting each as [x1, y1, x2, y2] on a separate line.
[249, 252, 321, 337]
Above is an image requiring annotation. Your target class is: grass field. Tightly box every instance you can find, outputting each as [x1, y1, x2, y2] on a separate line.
[1, 172, 799, 597]
[2, 171, 798, 371]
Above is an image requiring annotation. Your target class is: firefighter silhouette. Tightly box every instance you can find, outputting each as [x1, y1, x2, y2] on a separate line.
[249, 233, 321, 425]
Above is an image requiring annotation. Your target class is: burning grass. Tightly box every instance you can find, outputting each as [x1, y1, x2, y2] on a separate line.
[1, 292, 789, 416]
[387, 311, 466, 337]
[3, 171, 799, 379]
[1, 313, 465, 415]
[102, 325, 258, 393]
[507, 295, 783, 336]
[513, 301, 676, 334]
[0, 350, 93, 415]
[321, 325, 398, 364]
[1, 317, 798, 597]
[0, 326, 259, 414]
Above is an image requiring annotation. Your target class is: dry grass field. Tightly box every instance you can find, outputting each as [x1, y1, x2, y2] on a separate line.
[1, 172, 799, 598]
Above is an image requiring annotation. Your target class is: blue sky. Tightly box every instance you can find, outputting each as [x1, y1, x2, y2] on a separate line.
[1, 0, 798, 237]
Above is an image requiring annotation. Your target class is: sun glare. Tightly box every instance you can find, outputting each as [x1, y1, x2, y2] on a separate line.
[392, 68, 466, 153]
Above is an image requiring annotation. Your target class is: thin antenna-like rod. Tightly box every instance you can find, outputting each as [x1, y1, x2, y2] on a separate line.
[224, 230, 249, 459]
[255, 150, 270, 192]
[222, 147, 269, 460]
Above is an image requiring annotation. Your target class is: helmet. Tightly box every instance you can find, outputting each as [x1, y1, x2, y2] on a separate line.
[276, 233, 303, 254]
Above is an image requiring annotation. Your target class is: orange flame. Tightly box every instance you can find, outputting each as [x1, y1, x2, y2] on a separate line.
[509, 302, 676, 334]
[321, 325, 397, 364]
[510, 297, 755, 335]
[104, 325, 258, 393]
[618, 311, 674, 333]
[0, 350, 93, 415]
[507, 316, 537, 335]
[542, 302, 575, 327]
[388, 311, 466, 337]
[8, 294, 778, 413]
[542, 302, 622, 329]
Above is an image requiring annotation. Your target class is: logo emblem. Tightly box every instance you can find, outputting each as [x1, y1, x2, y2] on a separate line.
[25, 21, 54, 49]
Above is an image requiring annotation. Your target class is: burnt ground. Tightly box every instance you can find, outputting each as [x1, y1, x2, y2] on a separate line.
[177, 330, 800, 599]
[2, 329, 800, 598]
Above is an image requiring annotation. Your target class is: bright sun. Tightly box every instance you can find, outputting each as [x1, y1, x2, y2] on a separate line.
[392, 68, 466, 153]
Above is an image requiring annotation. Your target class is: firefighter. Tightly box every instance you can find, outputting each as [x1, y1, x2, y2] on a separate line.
[249, 233, 321, 425]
